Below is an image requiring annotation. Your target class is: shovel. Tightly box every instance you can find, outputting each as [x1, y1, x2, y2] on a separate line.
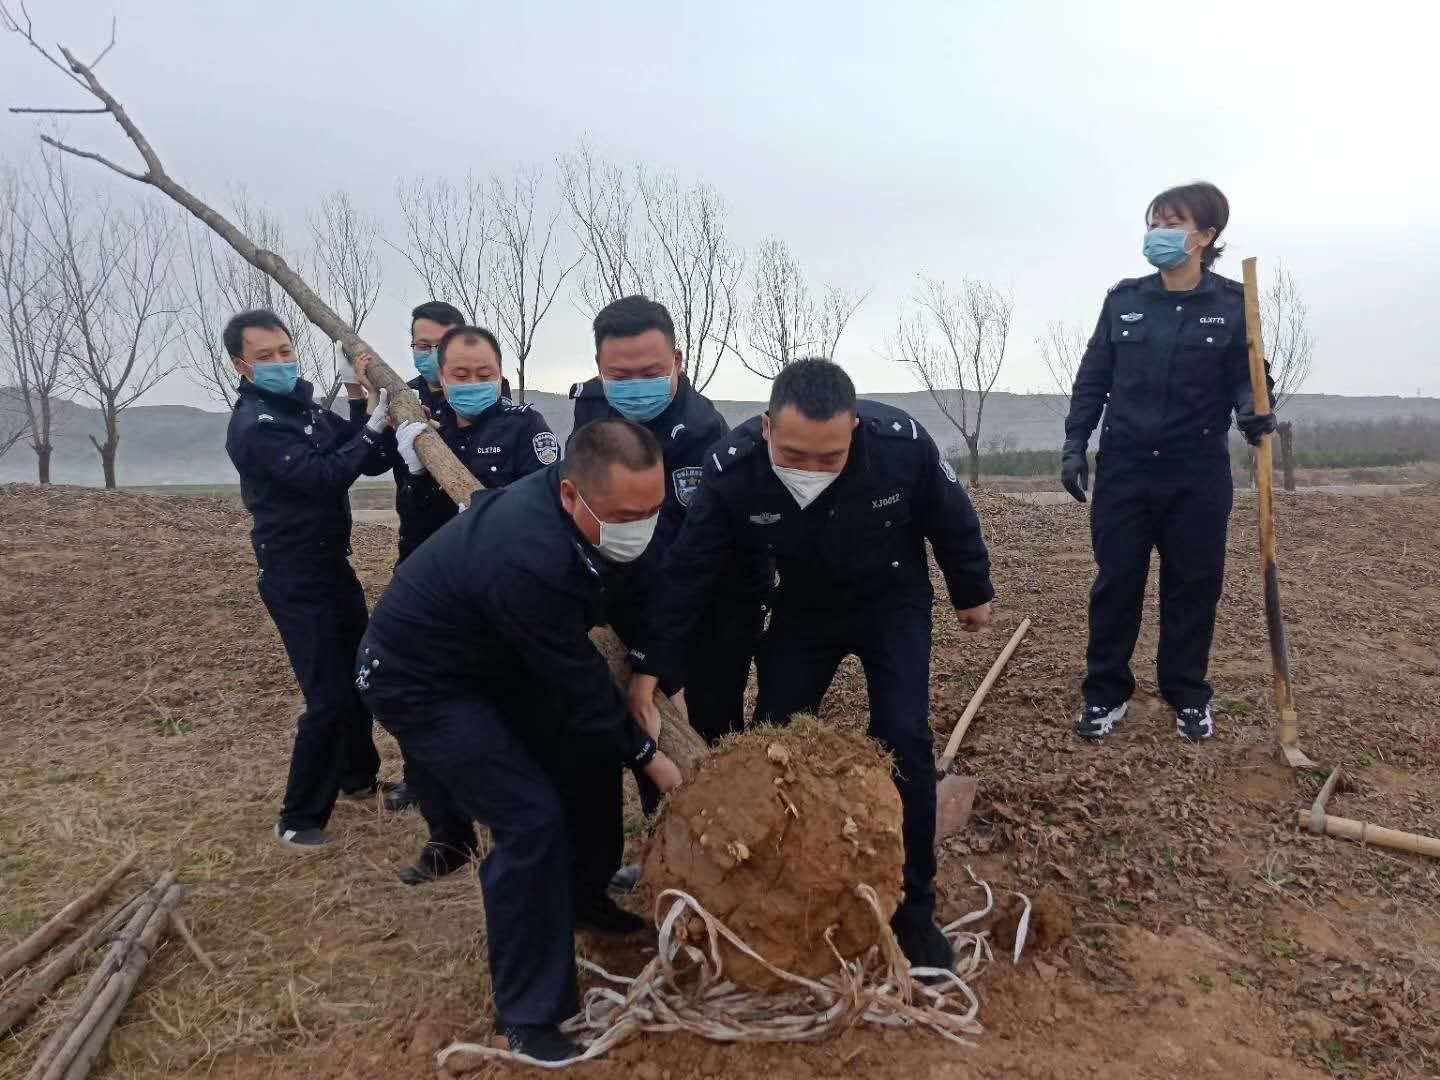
[935, 617, 1032, 837]
[1241, 257, 1316, 770]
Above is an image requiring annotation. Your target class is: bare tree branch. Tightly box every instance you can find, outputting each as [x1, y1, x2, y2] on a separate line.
[557, 142, 647, 315]
[11, 106, 109, 114]
[393, 172, 493, 325]
[1261, 261, 1313, 412]
[308, 187, 381, 334]
[740, 237, 865, 379]
[1034, 319, 1088, 419]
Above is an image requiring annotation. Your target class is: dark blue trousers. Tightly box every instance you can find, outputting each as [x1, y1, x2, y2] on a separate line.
[257, 556, 380, 831]
[752, 595, 937, 921]
[362, 690, 623, 1027]
[1083, 452, 1233, 710]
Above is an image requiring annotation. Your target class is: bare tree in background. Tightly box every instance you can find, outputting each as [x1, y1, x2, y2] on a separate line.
[558, 145, 743, 392]
[1035, 319, 1089, 419]
[0, 160, 69, 481]
[394, 172, 492, 324]
[175, 190, 325, 406]
[309, 187, 381, 395]
[485, 167, 578, 402]
[887, 274, 1013, 486]
[38, 151, 178, 488]
[0, 387, 30, 459]
[741, 237, 865, 379]
[1260, 262, 1314, 491]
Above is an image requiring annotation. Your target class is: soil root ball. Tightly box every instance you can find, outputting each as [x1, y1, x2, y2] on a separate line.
[988, 887, 1072, 956]
[641, 715, 905, 990]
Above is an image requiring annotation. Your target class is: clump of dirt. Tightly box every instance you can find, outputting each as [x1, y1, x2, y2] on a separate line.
[988, 886, 1071, 954]
[641, 715, 904, 990]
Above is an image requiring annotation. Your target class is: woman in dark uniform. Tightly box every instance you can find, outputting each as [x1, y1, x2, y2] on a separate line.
[1060, 181, 1275, 742]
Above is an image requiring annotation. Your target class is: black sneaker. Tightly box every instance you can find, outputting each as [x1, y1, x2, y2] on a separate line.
[275, 824, 328, 848]
[891, 912, 954, 980]
[1177, 705, 1215, 742]
[574, 895, 646, 938]
[1074, 701, 1128, 742]
[382, 782, 420, 812]
[340, 780, 399, 802]
[501, 1024, 581, 1063]
[608, 864, 641, 893]
[397, 842, 474, 887]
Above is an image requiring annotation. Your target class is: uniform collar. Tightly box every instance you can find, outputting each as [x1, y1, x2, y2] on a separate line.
[450, 397, 506, 431]
[1137, 270, 1220, 299]
[238, 377, 316, 411]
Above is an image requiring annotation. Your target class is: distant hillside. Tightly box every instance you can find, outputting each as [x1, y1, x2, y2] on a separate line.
[3, 386, 1438, 486]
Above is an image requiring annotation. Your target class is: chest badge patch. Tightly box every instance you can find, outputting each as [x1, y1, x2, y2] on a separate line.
[1199, 315, 1226, 325]
[749, 512, 782, 525]
[672, 466, 703, 508]
[303, 425, 314, 435]
[532, 431, 560, 465]
[1120, 312, 1144, 323]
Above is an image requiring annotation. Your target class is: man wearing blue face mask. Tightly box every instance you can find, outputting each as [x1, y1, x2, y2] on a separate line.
[223, 308, 394, 848]
[384, 323, 559, 886]
[570, 296, 771, 887]
[1062, 181, 1276, 744]
[355, 418, 681, 1063]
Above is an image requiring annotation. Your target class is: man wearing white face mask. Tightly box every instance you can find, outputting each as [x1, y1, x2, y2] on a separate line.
[628, 358, 995, 977]
[354, 418, 680, 1064]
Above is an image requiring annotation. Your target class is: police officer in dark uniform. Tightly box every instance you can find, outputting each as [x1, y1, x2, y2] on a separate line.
[1062, 182, 1275, 743]
[386, 323, 560, 885]
[628, 358, 995, 973]
[222, 308, 393, 848]
[570, 295, 768, 748]
[383, 302, 512, 813]
[355, 419, 682, 1063]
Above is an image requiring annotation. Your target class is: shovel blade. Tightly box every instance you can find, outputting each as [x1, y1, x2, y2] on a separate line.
[935, 775, 979, 838]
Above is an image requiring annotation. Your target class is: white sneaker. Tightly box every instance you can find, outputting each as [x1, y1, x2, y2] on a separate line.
[1176, 705, 1215, 742]
[1075, 701, 1128, 741]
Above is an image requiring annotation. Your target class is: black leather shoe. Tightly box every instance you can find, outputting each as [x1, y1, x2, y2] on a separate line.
[340, 779, 399, 802]
[501, 1024, 580, 1062]
[892, 911, 954, 980]
[397, 842, 474, 887]
[574, 895, 646, 937]
[382, 782, 420, 812]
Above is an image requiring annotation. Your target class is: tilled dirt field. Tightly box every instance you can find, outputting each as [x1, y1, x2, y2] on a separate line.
[1, 482, 1437, 1080]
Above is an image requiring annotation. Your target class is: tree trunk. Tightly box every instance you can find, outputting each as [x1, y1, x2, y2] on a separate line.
[1278, 421, 1297, 492]
[965, 434, 980, 487]
[36, 444, 51, 485]
[516, 362, 526, 405]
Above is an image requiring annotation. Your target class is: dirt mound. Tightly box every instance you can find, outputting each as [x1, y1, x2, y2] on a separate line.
[641, 716, 904, 990]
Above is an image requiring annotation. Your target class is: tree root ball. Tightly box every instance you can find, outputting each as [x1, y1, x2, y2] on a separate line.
[641, 715, 905, 990]
[988, 886, 1072, 955]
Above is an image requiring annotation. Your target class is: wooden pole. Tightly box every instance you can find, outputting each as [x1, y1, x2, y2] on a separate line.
[0, 852, 137, 980]
[1241, 257, 1314, 770]
[1297, 811, 1440, 860]
[936, 618, 1031, 774]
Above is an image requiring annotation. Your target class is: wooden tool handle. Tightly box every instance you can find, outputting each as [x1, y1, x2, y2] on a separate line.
[937, 618, 1031, 773]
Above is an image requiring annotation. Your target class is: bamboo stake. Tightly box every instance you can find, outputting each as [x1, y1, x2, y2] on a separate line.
[1296, 811, 1440, 860]
[168, 912, 217, 977]
[56, 883, 184, 1080]
[0, 891, 145, 1036]
[0, 852, 137, 980]
[25, 873, 173, 1080]
[1241, 257, 1315, 770]
[936, 618, 1031, 774]
[2, 25, 712, 771]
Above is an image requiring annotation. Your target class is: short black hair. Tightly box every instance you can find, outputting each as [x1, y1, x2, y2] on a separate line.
[411, 301, 466, 334]
[768, 357, 857, 421]
[563, 418, 662, 495]
[437, 325, 503, 370]
[593, 294, 675, 351]
[223, 309, 291, 359]
[1146, 181, 1230, 268]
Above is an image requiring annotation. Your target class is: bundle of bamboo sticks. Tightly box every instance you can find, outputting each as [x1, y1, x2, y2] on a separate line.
[0, 853, 203, 1080]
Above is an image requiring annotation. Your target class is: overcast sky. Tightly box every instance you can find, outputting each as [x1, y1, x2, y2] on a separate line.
[2, 0, 1437, 412]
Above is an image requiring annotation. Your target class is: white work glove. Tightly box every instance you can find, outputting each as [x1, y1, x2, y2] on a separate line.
[395, 419, 428, 475]
[336, 355, 358, 386]
[364, 388, 390, 434]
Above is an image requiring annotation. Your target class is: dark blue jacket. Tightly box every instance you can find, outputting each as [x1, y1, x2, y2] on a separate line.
[1066, 271, 1270, 459]
[631, 401, 995, 687]
[357, 467, 656, 768]
[225, 378, 389, 563]
[389, 383, 557, 555]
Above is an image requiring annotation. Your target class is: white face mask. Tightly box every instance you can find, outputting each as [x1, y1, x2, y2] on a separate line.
[578, 492, 659, 563]
[769, 445, 841, 509]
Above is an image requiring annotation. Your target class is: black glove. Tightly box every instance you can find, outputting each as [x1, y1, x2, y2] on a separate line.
[1237, 410, 1278, 447]
[1060, 440, 1089, 503]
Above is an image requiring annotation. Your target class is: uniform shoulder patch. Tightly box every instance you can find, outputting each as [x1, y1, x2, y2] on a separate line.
[869, 413, 921, 440]
[940, 459, 958, 483]
[532, 431, 560, 465]
[568, 382, 584, 400]
[707, 436, 758, 475]
[256, 413, 275, 423]
[1107, 276, 1142, 294]
[503, 401, 532, 413]
[672, 466, 703, 507]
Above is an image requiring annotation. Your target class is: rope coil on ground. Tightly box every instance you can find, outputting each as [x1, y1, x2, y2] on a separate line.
[438, 869, 1029, 1070]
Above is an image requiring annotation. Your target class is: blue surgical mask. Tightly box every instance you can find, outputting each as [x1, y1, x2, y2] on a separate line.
[445, 379, 501, 418]
[414, 347, 440, 385]
[1143, 227, 1193, 271]
[603, 374, 674, 423]
[251, 361, 299, 396]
